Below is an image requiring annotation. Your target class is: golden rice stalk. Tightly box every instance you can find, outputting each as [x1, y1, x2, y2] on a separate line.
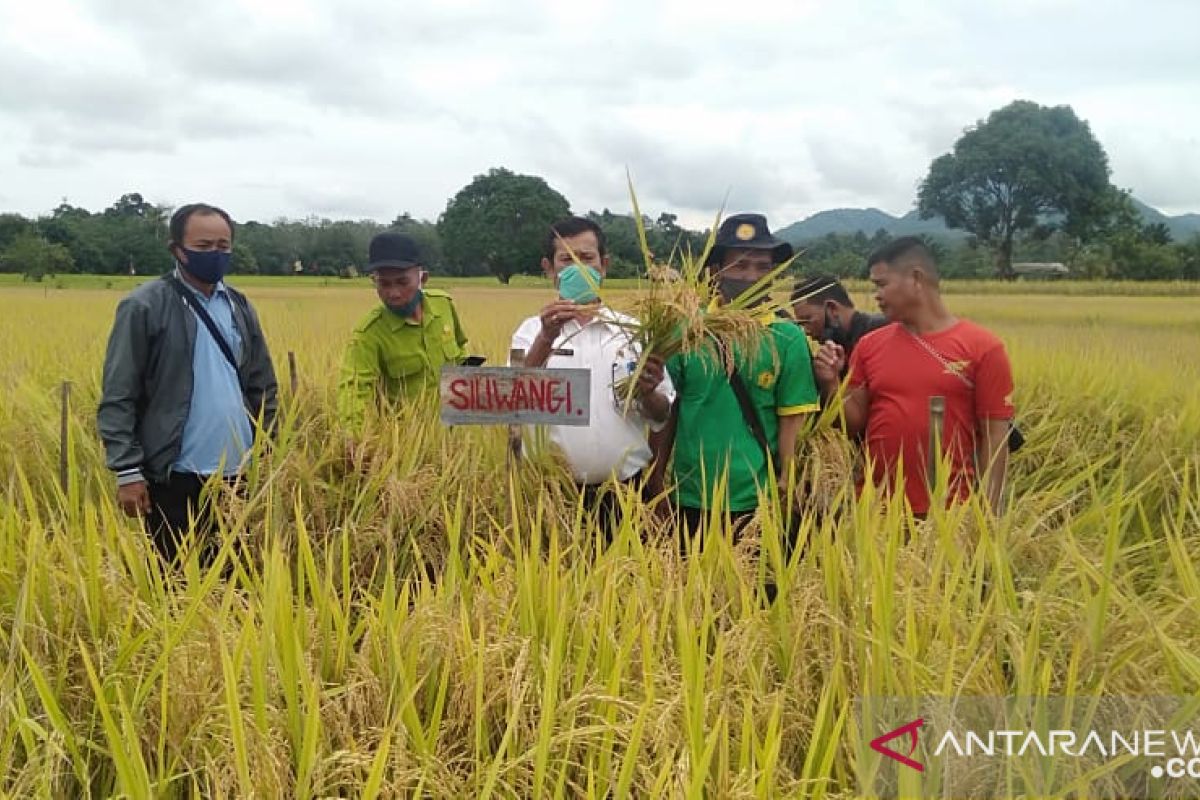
[792, 428, 857, 519]
[601, 176, 800, 409]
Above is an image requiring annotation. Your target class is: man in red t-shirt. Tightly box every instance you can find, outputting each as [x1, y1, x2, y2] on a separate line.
[812, 237, 1014, 515]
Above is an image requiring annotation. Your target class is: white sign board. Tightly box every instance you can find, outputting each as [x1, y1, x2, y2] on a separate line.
[440, 366, 591, 426]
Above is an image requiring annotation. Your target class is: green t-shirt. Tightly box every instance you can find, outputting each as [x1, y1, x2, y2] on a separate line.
[337, 290, 468, 429]
[666, 319, 819, 512]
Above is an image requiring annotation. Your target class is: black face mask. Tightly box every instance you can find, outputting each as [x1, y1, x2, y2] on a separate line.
[821, 307, 847, 346]
[717, 276, 768, 306]
[820, 307, 859, 347]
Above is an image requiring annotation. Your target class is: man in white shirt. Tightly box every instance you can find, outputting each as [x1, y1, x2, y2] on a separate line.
[510, 216, 675, 543]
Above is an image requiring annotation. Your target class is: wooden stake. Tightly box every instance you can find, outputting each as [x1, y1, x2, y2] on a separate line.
[927, 395, 945, 492]
[59, 381, 71, 494]
[506, 349, 526, 470]
[287, 350, 298, 395]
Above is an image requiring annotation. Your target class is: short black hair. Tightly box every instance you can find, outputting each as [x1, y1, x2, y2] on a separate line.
[791, 273, 853, 306]
[543, 216, 607, 261]
[168, 203, 235, 246]
[866, 236, 936, 276]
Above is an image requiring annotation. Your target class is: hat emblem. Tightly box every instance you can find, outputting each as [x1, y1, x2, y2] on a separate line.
[735, 223, 757, 241]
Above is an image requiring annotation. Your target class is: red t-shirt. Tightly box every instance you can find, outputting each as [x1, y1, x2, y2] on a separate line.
[847, 320, 1014, 514]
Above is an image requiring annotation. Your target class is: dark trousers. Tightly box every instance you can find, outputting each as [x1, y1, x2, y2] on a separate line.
[145, 472, 220, 567]
[676, 506, 757, 556]
[677, 505, 806, 605]
[578, 471, 643, 548]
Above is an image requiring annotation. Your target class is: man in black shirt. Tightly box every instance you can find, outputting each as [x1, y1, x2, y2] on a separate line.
[790, 273, 889, 367]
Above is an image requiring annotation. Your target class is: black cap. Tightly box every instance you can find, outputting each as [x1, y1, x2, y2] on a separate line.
[708, 213, 793, 266]
[365, 232, 422, 273]
[791, 273, 844, 303]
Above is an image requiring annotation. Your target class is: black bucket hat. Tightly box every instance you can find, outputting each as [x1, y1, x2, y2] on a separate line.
[708, 213, 793, 266]
[365, 232, 423, 273]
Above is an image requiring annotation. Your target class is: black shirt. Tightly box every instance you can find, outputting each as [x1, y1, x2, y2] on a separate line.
[841, 311, 889, 359]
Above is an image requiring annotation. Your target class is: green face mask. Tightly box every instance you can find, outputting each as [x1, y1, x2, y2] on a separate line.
[557, 264, 603, 303]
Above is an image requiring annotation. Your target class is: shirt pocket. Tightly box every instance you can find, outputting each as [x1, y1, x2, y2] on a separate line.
[385, 352, 426, 378]
[439, 322, 463, 362]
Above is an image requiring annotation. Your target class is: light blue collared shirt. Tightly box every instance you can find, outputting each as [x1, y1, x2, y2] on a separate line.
[172, 272, 253, 476]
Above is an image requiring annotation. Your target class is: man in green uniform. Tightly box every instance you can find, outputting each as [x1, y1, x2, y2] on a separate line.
[660, 213, 821, 545]
[337, 232, 469, 429]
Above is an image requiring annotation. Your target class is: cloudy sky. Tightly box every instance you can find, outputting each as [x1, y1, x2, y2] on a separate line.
[1, 0, 1197, 228]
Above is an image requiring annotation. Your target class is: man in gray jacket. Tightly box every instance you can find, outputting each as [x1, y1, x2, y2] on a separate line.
[98, 203, 277, 565]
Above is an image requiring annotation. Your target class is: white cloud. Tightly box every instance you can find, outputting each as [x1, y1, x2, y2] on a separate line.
[0, 0, 1196, 228]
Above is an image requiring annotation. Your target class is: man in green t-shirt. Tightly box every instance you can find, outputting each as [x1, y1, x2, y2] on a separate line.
[337, 232, 469, 430]
[659, 213, 820, 545]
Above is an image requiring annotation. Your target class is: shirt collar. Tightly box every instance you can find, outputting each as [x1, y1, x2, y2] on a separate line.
[382, 296, 429, 330]
[174, 266, 227, 298]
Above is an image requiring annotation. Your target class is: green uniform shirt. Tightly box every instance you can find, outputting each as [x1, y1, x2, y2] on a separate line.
[666, 318, 820, 512]
[337, 290, 468, 429]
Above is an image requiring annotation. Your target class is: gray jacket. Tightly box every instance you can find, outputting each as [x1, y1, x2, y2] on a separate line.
[97, 275, 278, 484]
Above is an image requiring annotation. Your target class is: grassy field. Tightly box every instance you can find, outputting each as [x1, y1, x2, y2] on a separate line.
[1, 277, 1198, 797]
[7, 271, 1200, 296]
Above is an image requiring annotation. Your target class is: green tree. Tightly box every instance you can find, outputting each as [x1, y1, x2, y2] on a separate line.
[104, 192, 158, 220]
[231, 241, 259, 275]
[1178, 236, 1200, 281]
[1141, 222, 1172, 246]
[390, 213, 445, 273]
[39, 203, 106, 273]
[306, 220, 376, 276]
[794, 232, 874, 278]
[238, 221, 293, 275]
[918, 100, 1113, 279]
[1074, 191, 1192, 280]
[1110, 238, 1183, 280]
[939, 241, 994, 279]
[438, 168, 570, 283]
[580, 209, 707, 277]
[1, 232, 75, 281]
[101, 193, 171, 274]
[646, 211, 706, 263]
[31, 196, 172, 274]
[0, 214, 34, 269]
[588, 210, 642, 269]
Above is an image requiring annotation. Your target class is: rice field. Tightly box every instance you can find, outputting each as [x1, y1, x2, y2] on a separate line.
[1, 277, 1198, 798]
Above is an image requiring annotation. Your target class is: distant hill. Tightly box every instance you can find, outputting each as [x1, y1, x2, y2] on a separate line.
[775, 208, 966, 243]
[777, 199, 1200, 244]
[1129, 199, 1200, 242]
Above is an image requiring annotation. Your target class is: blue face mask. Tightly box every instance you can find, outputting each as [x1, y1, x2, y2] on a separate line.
[558, 264, 603, 303]
[386, 289, 424, 318]
[180, 248, 232, 284]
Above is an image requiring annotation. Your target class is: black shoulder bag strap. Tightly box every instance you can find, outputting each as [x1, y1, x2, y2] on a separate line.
[726, 368, 774, 467]
[705, 329, 774, 467]
[167, 275, 242, 380]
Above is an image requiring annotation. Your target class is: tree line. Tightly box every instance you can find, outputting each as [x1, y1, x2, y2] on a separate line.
[2, 101, 1198, 281]
[795, 209, 1200, 281]
[0, 174, 707, 283]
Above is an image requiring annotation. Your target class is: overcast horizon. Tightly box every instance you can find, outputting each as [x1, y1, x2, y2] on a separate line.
[2, 0, 1198, 229]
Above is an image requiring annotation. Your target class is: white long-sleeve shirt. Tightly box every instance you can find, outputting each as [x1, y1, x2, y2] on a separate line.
[510, 308, 675, 484]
